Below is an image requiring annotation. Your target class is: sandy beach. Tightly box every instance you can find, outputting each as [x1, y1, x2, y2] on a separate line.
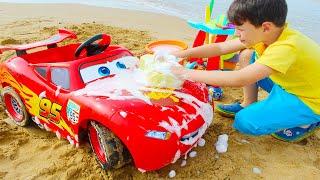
[0, 2, 319, 179]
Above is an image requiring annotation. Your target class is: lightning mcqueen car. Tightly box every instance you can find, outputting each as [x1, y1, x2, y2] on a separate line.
[0, 29, 213, 171]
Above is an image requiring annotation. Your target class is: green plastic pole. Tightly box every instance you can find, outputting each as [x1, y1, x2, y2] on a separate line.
[209, 0, 215, 17]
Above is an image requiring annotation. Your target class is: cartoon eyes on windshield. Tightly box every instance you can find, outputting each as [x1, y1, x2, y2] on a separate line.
[98, 66, 110, 76]
[80, 57, 138, 84]
[116, 62, 126, 69]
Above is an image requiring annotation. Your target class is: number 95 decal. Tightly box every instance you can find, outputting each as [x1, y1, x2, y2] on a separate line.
[39, 98, 62, 123]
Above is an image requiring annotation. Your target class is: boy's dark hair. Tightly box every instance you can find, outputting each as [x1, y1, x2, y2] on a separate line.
[227, 0, 288, 27]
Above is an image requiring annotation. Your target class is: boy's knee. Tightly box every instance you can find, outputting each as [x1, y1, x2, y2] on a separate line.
[238, 49, 254, 68]
[233, 109, 269, 136]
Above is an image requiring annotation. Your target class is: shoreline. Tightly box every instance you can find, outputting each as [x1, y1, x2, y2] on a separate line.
[0, 2, 196, 41]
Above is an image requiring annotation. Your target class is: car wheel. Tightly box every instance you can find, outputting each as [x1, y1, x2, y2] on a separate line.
[88, 121, 131, 169]
[1, 86, 30, 126]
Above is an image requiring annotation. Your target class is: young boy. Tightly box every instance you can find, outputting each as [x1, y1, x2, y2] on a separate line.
[171, 0, 320, 142]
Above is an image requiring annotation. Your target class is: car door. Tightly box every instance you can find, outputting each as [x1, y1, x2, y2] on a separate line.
[39, 66, 73, 131]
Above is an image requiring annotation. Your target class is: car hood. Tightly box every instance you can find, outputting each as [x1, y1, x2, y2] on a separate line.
[73, 79, 213, 138]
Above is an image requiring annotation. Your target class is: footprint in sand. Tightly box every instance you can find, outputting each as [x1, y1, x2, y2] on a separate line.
[314, 158, 320, 170]
[1, 38, 21, 45]
[0, 172, 8, 179]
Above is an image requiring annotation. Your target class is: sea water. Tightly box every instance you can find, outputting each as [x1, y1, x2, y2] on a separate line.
[0, 0, 319, 43]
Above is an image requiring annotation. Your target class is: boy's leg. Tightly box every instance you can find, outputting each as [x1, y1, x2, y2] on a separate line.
[234, 84, 320, 138]
[216, 49, 258, 117]
[239, 49, 258, 107]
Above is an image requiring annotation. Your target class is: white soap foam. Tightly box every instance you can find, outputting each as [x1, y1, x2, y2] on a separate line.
[215, 134, 229, 153]
[55, 130, 61, 139]
[140, 53, 184, 89]
[181, 159, 187, 167]
[55, 85, 61, 96]
[253, 167, 262, 174]
[197, 138, 206, 147]
[189, 151, 197, 158]
[39, 91, 46, 99]
[138, 168, 146, 173]
[43, 124, 51, 132]
[168, 170, 176, 178]
[171, 150, 181, 164]
[119, 111, 127, 118]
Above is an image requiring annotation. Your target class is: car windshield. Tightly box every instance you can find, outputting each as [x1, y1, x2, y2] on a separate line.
[79, 56, 138, 84]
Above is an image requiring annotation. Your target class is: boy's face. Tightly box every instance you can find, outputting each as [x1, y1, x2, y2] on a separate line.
[234, 21, 264, 47]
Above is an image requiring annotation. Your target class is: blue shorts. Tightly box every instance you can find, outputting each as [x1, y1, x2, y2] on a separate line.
[233, 52, 320, 135]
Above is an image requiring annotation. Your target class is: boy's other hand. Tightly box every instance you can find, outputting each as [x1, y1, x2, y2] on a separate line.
[171, 66, 189, 80]
[171, 50, 187, 59]
[170, 50, 188, 64]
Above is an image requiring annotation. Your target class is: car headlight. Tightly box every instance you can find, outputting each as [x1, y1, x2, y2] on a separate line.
[145, 131, 171, 140]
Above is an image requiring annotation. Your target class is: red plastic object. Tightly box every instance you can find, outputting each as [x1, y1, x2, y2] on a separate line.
[206, 34, 228, 70]
[0, 29, 77, 55]
[0, 30, 213, 172]
[190, 30, 206, 64]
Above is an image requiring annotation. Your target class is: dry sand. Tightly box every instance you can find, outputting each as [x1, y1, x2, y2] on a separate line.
[0, 3, 319, 180]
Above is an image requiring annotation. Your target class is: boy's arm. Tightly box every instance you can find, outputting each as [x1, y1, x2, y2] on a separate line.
[174, 62, 273, 87]
[172, 39, 246, 59]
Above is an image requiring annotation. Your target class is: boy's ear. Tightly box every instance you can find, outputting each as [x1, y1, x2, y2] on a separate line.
[261, 22, 274, 32]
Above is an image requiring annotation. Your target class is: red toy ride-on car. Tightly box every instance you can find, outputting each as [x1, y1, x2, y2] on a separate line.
[0, 29, 214, 172]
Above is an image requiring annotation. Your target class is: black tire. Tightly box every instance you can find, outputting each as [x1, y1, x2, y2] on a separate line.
[1, 86, 30, 126]
[88, 121, 131, 169]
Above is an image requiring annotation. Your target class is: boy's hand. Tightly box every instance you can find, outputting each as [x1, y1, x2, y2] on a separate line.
[170, 51, 188, 64]
[170, 50, 181, 58]
[154, 50, 181, 63]
[171, 66, 189, 80]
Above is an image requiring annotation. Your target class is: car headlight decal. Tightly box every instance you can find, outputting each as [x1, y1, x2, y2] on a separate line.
[145, 130, 171, 140]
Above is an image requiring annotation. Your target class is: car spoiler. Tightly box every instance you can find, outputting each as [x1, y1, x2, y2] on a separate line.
[0, 29, 77, 56]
